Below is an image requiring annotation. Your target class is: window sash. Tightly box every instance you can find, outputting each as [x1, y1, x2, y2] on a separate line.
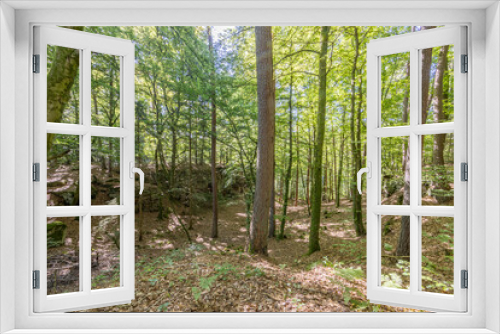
[33, 26, 136, 313]
[366, 26, 467, 312]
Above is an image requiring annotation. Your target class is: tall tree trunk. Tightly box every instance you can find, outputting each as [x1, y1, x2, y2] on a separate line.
[249, 26, 275, 255]
[279, 58, 294, 240]
[171, 127, 177, 186]
[396, 59, 411, 257]
[188, 110, 194, 230]
[420, 26, 435, 160]
[420, 26, 436, 126]
[207, 26, 219, 238]
[194, 114, 198, 165]
[308, 26, 330, 255]
[336, 107, 347, 208]
[432, 45, 450, 204]
[306, 126, 312, 213]
[295, 121, 300, 206]
[46, 26, 84, 151]
[324, 144, 329, 200]
[349, 27, 366, 237]
[396, 26, 435, 256]
[332, 128, 338, 204]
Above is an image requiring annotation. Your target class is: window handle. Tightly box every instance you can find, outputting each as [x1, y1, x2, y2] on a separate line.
[129, 162, 144, 195]
[357, 162, 372, 195]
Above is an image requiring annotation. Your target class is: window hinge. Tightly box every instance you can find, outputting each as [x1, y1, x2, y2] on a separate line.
[461, 270, 468, 289]
[461, 162, 468, 181]
[33, 163, 40, 182]
[33, 54, 40, 73]
[461, 54, 468, 73]
[33, 270, 40, 289]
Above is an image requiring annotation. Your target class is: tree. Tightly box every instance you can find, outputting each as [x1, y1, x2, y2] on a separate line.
[278, 44, 294, 240]
[308, 26, 330, 255]
[207, 26, 219, 238]
[432, 45, 450, 203]
[397, 26, 435, 256]
[349, 27, 366, 237]
[249, 26, 275, 255]
[396, 59, 411, 257]
[46, 26, 84, 151]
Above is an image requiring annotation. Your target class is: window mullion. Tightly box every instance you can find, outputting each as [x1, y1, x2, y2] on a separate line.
[409, 47, 420, 295]
[82, 48, 92, 294]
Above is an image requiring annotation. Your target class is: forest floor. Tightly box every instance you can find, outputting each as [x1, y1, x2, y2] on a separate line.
[80, 198, 423, 313]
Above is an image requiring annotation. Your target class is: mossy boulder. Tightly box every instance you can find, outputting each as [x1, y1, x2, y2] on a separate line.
[47, 221, 67, 248]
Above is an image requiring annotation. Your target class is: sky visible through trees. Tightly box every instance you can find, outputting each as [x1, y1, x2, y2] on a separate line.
[45, 26, 455, 312]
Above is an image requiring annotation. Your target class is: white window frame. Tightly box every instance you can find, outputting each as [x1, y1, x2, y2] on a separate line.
[0, 1, 498, 333]
[33, 26, 136, 313]
[366, 26, 467, 312]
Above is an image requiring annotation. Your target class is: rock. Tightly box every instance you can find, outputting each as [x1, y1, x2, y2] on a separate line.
[47, 221, 67, 248]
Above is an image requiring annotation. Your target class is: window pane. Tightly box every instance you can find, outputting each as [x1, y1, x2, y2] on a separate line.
[381, 136, 410, 205]
[381, 215, 410, 290]
[421, 134, 454, 206]
[47, 217, 80, 295]
[91, 137, 121, 205]
[421, 45, 454, 124]
[421, 216, 454, 294]
[47, 45, 80, 124]
[47, 134, 80, 206]
[380, 52, 410, 127]
[91, 215, 121, 290]
[91, 52, 121, 127]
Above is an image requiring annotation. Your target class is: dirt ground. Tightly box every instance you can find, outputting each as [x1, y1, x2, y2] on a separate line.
[73, 198, 424, 313]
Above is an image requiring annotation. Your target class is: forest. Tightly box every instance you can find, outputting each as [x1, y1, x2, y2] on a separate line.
[45, 26, 455, 312]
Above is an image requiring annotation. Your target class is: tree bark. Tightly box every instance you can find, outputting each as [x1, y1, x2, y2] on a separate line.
[249, 26, 275, 255]
[308, 26, 330, 255]
[46, 26, 84, 151]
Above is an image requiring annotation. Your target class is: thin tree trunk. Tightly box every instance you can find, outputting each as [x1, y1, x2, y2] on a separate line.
[308, 26, 330, 255]
[207, 26, 219, 238]
[432, 45, 450, 204]
[324, 144, 328, 201]
[188, 111, 194, 230]
[349, 27, 366, 237]
[420, 26, 435, 157]
[279, 56, 294, 240]
[396, 59, 411, 257]
[295, 121, 300, 206]
[336, 107, 347, 208]
[306, 127, 312, 211]
[332, 127, 337, 203]
[249, 26, 275, 255]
